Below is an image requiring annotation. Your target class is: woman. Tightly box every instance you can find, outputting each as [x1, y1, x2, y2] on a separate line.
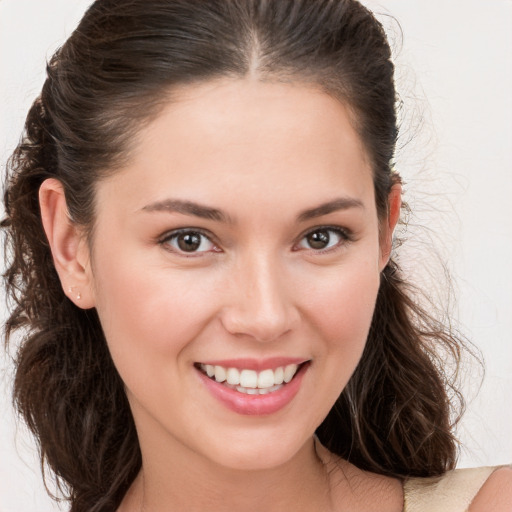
[2, 0, 511, 511]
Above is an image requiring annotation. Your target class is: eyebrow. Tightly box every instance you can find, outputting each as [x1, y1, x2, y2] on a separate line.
[141, 199, 232, 223]
[297, 197, 364, 222]
[141, 196, 364, 223]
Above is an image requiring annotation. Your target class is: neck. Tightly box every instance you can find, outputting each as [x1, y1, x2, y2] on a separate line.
[123, 436, 333, 512]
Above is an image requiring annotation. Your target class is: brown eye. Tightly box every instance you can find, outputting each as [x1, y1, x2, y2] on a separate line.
[177, 232, 202, 252]
[297, 227, 348, 251]
[306, 229, 331, 249]
[162, 230, 216, 254]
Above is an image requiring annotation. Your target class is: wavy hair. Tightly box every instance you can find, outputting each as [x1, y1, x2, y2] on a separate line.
[3, 0, 468, 510]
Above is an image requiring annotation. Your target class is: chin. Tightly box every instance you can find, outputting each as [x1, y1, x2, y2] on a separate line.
[201, 428, 313, 472]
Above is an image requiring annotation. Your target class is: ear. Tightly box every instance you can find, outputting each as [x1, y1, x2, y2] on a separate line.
[379, 183, 402, 270]
[39, 178, 95, 309]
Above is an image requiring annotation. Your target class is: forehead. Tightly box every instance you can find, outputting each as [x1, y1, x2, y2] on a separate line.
[97, 79, 375, 214]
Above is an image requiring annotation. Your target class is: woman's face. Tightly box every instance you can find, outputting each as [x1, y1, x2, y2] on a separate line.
[84, 79, 391, 471]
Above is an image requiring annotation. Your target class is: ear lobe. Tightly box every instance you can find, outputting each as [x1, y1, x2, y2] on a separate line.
[39, 178, 95, 309]
[379, 183, 402, 270]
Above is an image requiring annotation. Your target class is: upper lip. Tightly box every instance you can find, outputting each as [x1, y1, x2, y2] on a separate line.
[196, 357, 309, 371]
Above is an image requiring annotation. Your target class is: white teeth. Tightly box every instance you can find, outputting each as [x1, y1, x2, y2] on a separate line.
[214, 365, 226, 383]
[226, 367, 240, 385]
[257, 369, 275, 388]
[240, 369, 258, 388]
[199, 362, 303, 391]
[283, 364, 298, 383]
[235, 384, 283, 395]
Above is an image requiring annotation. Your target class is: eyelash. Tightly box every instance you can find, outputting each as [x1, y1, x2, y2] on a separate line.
[158, 228, 220, 256]
[294, 226, 353, 253]
[158, 225, 352, 256]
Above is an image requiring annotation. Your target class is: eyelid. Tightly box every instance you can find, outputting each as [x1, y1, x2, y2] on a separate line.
[293, 225, 353, 252]
[158, 227, 221, 255]
[156, 225, 352, 256]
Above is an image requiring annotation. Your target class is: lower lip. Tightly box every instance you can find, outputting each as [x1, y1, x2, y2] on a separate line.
[197, 363, 309, 416]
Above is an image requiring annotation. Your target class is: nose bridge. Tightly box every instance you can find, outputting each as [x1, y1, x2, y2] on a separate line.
[221, 249, 298, 342]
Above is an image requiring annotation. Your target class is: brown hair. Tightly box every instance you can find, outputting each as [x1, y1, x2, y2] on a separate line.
[3, 0, 467, 510]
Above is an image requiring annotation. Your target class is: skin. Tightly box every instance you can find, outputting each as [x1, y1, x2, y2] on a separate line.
[469, 467, 512, 511]
[40, 78, 405, 511]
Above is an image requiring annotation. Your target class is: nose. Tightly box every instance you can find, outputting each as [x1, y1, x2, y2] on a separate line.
[220, 254, 300, 342]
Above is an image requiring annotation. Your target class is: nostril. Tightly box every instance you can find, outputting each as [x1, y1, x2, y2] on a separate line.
[220, 308, 298, 342]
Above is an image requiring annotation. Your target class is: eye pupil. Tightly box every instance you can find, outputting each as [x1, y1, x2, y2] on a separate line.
[177, 233, 201, 252]
[307, 230, 330, 249]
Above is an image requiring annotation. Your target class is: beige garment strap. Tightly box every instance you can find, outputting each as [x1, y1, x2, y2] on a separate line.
[403, 466, 498, 512]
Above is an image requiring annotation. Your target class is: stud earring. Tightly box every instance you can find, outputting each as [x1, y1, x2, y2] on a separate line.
[68, 286, 81, 300]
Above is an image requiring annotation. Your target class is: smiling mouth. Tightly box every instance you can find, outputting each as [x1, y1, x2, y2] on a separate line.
[195, 362, 307, 395]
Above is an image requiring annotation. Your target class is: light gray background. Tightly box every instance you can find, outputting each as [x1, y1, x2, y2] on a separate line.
[1, 1, 511, 510]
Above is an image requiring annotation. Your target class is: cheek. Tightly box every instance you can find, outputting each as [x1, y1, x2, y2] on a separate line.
[289, 256, 381, 426]
[301, 258, 381, 359]
[90, 253, 220, 376]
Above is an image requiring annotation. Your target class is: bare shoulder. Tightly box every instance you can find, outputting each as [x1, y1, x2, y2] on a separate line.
[469, 467, 512, 511]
